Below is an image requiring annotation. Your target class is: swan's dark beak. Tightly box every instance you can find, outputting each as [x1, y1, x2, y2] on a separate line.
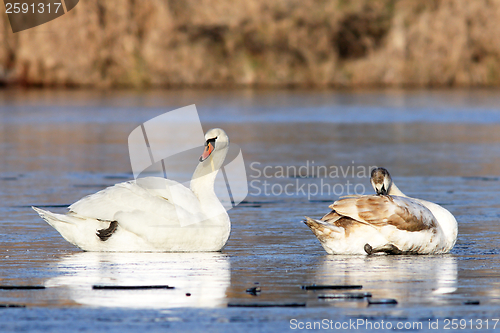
[199, 139, 215, 162]
[377, 184, 388, 196]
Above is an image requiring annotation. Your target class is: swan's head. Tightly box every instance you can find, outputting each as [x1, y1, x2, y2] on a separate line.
[370, 167, 392, 195]
[199, 128, 229, 162]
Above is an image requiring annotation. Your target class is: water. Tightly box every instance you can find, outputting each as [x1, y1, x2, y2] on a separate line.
[1, 89, 500, 332]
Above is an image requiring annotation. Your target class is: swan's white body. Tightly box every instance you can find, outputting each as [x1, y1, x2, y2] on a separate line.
[305, 169, 458, 255]
[34, 128, 231, 252]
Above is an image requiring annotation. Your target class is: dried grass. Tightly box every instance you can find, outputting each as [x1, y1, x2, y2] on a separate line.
[1, 0, 499, 87]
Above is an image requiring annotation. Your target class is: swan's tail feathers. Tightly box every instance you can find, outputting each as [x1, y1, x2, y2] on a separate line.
[32, 206, 76, 227]
[32, 206, 86, 248]
[303, 216, 345, 242]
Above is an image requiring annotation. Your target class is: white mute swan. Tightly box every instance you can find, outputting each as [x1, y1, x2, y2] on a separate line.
[33, 128, 231, 252]
[304, 167, 457, 255]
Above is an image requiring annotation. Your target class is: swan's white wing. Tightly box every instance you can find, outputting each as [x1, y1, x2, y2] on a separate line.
[69, 177, 202, 225]
[332, 195, 437, 231]
[134, 177, 202, 215]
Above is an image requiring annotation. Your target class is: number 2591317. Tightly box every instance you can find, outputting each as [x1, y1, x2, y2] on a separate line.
[5, 2, 62, 14]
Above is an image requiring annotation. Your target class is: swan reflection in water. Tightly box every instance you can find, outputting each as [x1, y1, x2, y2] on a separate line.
[45, 252, 230, 308]
[314, 255, 457, 305]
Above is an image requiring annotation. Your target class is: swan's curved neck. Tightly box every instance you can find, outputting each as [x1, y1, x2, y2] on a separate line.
[190, 148, 228, 211]
[190, 161, 219, 199]
[389, 183, 406, 197]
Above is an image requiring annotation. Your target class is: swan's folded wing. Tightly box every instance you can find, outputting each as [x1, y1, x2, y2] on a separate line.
[135, 177, 202, 215]
[320, 210, 342, 224]
[68, 177, 202, 224]
[332, 195, 437, 231]
[68, 181, 140, 221]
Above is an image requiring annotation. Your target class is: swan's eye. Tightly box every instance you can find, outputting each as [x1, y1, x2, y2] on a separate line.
[205, 137, 217, 146]
[200, 138, 217, 162]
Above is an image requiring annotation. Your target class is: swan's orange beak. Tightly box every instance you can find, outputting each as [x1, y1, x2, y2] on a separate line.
[199, 142, 214, 162]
